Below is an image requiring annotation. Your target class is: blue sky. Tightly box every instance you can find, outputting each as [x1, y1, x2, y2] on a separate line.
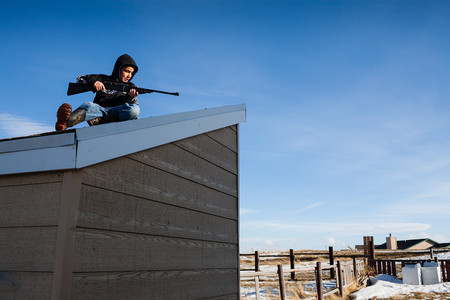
[1, 0, 450, 251]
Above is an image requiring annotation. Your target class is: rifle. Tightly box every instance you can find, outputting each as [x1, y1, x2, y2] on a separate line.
[67, 81, 179, 96]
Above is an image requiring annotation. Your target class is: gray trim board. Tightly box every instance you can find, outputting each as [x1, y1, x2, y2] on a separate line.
[51, 170, 82, 300]
[0, 104, 246, 175]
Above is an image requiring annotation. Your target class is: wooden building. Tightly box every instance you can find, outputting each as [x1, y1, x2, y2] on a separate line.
[435, 243, 450, 249]
[376, 238, 438, 250]
[0, 104, 246, 299]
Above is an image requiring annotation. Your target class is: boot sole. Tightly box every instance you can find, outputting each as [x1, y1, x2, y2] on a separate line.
[55, 103, 72, 131]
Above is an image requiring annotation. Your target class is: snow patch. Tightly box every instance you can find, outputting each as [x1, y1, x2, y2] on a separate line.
[350, 274, 450, 299]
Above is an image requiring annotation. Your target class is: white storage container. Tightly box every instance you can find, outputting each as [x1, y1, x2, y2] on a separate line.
[402, 263, 422, 285]
[422, 262, 442, 285]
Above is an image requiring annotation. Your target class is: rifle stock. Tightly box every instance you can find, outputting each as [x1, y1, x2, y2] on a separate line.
[67, 82, 95, 96]
[67, 82, 179, 97]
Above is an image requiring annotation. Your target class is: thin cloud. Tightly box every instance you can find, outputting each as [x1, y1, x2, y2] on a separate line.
[289, 202, 324, 214]
[326, 237, 336, 245]
[242, 220, 431, 236]
[240, 208, 257, 216]
[386, 197, 450, 218]
[0, 113, 53, 138]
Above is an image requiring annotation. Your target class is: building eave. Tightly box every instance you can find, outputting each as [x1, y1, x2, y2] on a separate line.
[0, 104, 246, 175]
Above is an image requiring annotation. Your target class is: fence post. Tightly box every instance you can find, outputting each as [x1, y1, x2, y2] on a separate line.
[316, 261, 323, 300]
[353, 257, 358, 280]
[255, 250, 260, 272]
[290, 249, 295, 280]
[392, 261, 397, 277]
[363, 236, 368, 256]
[278, 264, 286, 300]
[255, 276, 260, 300]
[363, 236, 375, 258]
[337, 261, 344, 297]
[441, 260, 447, 282]
[369, 238, 375, 259]
[329, 246, 335, 279]
[445, 260, 450, 282]
[430, 248, 434, 259]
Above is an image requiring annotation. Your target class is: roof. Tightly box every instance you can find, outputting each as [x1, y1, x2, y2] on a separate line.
[376, 238, 438, 250]
[0, 104, 246, 175]
[435, 243, 450, 248]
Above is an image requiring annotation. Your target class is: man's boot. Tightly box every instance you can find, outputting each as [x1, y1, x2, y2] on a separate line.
[66, 108, 87, 128]
[55, 103, 72, 130]
[87, 111, 120, 126]
[87, 118, 101, 126]
[55, 104, 87, 131]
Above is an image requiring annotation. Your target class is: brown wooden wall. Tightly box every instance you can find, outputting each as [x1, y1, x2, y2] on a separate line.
[0, 125, 240, 300]
[0, 171, 65, 299]
[72, 125, 240, 299]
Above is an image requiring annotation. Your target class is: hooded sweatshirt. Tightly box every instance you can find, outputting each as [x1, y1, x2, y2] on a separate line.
[78, 54, 139, 107]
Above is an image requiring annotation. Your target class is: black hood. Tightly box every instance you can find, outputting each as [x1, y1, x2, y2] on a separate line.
[111, 54, 138, 80]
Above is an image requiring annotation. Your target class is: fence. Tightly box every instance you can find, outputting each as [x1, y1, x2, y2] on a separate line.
[240, 247, 450, 299]
[240, 259, 365, 300]
[369, 258, 450, 282]
[241, 247, 450, 273]
[240, 247, 365, 275]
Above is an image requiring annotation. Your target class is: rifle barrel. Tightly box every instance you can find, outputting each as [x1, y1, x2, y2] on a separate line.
[67, 82, 179, 97]
[137, 87, 179, 96]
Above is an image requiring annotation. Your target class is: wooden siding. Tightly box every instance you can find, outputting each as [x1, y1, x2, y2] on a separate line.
[0, 171, 64, 298]
[71, 269, 238, 300]
[409, 240, 436, 250]
[72, 125, 239, 299]
[0, 125, 240, 299]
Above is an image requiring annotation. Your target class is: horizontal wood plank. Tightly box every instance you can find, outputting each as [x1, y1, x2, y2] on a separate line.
[0, 171, 63, 187]
[0, 183, 61, 227]
[0, 271, 53, 299]
[0, 227, 57, 271]
[71, 269, 238, 300]
[73, 228, 238, 272]
[82, 159, 238, 220]
[78, 185, 238, 243]
[128, 143, 237, 196]
[202, 293, 239, 300]
[205, 126, 238, 152]
[174, 133, 237, 175]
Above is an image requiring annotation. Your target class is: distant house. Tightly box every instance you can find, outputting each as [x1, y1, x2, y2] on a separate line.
[435, 243, 450, 249]
[0, 104, 246, 299]
[376, 238, 438, 250]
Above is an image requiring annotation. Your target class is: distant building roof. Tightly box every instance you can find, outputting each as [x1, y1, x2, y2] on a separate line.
[375, 238, 438, 250]
[0, 104, 246, 175]
[435, 243, 450, 248]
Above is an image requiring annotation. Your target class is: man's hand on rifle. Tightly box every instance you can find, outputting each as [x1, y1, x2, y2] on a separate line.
[128, 87, 139, 98]
[94, 81, 106, 92]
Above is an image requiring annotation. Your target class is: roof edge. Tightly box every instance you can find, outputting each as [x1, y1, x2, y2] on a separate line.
[75, 104, 246, 168]
[0, 104, 246, 175]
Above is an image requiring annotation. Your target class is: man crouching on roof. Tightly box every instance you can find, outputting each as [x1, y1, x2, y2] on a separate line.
[55, 54, 140, 130]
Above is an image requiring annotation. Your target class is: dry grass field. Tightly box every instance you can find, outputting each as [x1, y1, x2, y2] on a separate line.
[240, 249, 450, 299]
[240, 250, 364, 299]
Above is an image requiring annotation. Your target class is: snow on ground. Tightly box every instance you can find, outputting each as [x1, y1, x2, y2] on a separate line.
[350, 252, 450, 300]
[240, 280, 337, 300]
[438, 252, 450, 259]
[241, 251, 450, 299]
[350, 274, 450, 299]
[240, 261, 338, 299]
[240, 262, 317, 299]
